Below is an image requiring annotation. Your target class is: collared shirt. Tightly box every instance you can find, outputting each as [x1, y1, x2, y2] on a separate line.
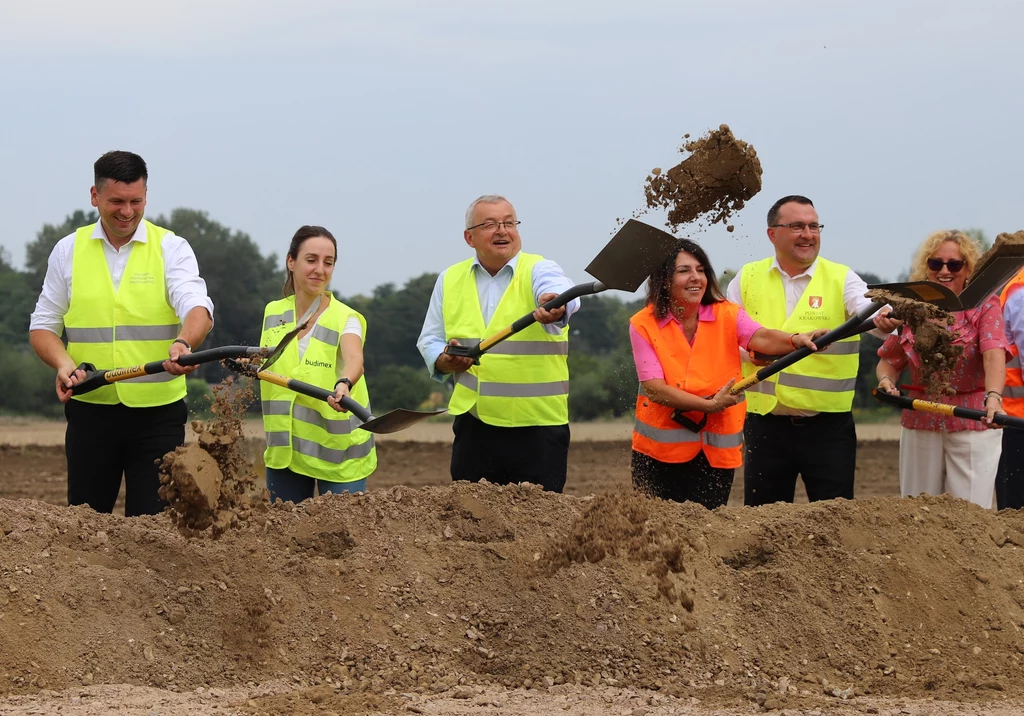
[29, 221, 214, 335]
[416, 252, 580, 382]
[629, 302, 761, 382]
[1004, 289, 1024, 358]
[726, 256, 885, 416]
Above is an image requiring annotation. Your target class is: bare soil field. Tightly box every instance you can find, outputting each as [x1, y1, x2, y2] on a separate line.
[3, 418, 1023, 716]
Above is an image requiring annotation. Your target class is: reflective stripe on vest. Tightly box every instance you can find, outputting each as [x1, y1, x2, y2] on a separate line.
[629, 302, 746, 469]
[64, 221, 186, 407]
[259, 295, 377, 482]
[739, 257, 858, 414]
[442, 253, 570, 427]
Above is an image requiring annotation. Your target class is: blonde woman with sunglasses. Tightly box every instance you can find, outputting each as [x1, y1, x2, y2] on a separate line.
[875, 230, 1009, 507]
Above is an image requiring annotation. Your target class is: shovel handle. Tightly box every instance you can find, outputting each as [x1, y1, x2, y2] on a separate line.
[444, 281, 604, 361]
[748, 317, 877, 363]
[71, 346, 268, 395]
[255, 370, 375, 423]
[732, 300, 886, 394]
[872, 388, 1024, 430]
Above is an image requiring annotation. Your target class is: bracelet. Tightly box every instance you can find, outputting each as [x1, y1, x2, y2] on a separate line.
[985, 391, 1003, 403]
[172, 338, 191, 351]
[335, 377, 353, 390]
[710, 397, 721, 413]
[788, 333, 798, 350]
[878, 376, 895, 387]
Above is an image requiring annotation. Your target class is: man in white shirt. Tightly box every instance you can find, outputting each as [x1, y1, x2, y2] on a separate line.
[29, 151, 214, 516]
[416, 195, 580, 492]
[726, 195, 898, 505]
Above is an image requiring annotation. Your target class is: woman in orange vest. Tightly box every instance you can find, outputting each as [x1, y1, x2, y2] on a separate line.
[630, 239, 825, 508]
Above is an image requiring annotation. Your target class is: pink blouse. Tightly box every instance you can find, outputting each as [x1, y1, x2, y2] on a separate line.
[877, 294, 1010, 432]
[630, 302, 762, 382]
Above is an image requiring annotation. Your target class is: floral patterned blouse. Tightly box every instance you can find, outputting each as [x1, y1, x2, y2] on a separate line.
[877, 294, 1010, 432]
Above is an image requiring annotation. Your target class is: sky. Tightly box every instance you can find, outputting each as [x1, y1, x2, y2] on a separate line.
[2, 0, 1022, 298]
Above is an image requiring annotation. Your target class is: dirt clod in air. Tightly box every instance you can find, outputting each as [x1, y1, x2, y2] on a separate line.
[644, 124, 762, 230]
[158, 376, 268, 537]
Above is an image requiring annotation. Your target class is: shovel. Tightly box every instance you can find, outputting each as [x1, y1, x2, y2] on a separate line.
[243, 368, 446, 434]
[872, 388, 1024, 431]
[70, 293, 325, 396]
[444, 219, 680, 361]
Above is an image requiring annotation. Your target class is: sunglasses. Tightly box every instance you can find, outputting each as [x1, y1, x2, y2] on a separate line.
[926, 258, 965, 273]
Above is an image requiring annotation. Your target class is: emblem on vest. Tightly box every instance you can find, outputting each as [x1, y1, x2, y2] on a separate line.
[808, 296, 823, 309]
[305, 359, 332, 369]
[128, 271, 156, 285]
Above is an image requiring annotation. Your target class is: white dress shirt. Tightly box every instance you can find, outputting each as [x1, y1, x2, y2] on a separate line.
[726, 256, 884, 416]
[29, 221, 215, 335]
[416, 252, 580, 382]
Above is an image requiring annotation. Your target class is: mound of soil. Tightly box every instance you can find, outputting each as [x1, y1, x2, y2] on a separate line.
[4, 481, 1024, 711]
[643, 125, 762, 230]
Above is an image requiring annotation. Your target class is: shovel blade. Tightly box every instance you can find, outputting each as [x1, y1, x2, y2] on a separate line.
[866, 280, 963, 312]
[957, 252, 1024, 310]
[584, 219, 680, 292]
[359, 408, 447, 434]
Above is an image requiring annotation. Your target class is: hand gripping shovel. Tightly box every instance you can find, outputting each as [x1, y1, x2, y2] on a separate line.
[443, 219, 681, 362]
[70, 294, 325, 396]
[231, 364, 446, 434]
[872, 388, 1024, 431]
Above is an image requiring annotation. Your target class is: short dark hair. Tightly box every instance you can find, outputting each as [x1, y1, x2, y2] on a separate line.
[767, 195, 814, 226]
[94, 151, 148, 188]
[283, 225, 338, 297]
[645, 238, 724, 319]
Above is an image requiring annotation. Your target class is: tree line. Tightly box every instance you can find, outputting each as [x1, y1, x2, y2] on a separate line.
[1, 208, 902, 419]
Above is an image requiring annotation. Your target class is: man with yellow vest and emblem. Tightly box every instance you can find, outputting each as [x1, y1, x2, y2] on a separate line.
[416, 195, 579, 492]
[725, 195, 900, 506]
[28, 151, 214, 516]
[630, 238, 825, 509]
[997, 267, 1024, 509]
[259, 226, 376, 502]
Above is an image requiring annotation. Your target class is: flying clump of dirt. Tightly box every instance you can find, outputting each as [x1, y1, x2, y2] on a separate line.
[540, 490, 696, 609]
[643, 124, 763, 231]
[158, 376, 268, 537]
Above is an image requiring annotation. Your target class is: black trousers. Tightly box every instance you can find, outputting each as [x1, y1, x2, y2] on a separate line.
[65, 398, 187, 517]
[743, 411, 856, 506]
[450, 413, 569, 493]
[631, 449, 734, 510]
[996, 429, 1024, 510]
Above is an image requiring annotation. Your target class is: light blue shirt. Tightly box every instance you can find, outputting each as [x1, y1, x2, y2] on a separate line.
[1004, 289, 1024, 357]
[416, 252, 580, 382]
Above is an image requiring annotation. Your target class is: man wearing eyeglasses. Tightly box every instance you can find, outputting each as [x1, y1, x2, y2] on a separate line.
[416, 195, 580, 492]
[725, 194, 899, 506]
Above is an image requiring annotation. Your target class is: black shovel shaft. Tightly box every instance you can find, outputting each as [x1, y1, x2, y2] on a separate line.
[872, 389, 1024, 431]
[72, 346, 267, 395]
[445, 280, 604, 360]
[732, 300, 886, 394]
[749, 317, 878, 362]
[256, 370, 374, 423]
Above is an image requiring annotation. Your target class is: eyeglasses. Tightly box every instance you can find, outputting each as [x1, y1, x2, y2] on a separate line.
[926, 258, 965, 273]
[467, 220, 521, 232]
[770, 222, 824, 233]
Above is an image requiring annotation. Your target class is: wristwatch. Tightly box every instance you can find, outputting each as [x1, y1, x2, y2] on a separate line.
[335, 377, 353, 390]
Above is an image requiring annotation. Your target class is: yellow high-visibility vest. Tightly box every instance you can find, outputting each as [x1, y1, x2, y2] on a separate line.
[64, 221, 185, 406]
[260, 294, 376, 482]
[442, 253, 569, 427]
[740, 257, 859, 413]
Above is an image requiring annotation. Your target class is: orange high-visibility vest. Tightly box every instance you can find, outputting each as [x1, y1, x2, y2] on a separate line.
[1000, 268, 1024, 417]
[630, 301, 746, 468]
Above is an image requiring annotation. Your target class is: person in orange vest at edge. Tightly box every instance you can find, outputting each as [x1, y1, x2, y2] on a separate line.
[997, 266, 1024, 509]
[629, 238, 827, 508]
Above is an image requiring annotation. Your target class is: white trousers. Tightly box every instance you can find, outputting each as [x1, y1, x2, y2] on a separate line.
[899, 427, 1002, 508]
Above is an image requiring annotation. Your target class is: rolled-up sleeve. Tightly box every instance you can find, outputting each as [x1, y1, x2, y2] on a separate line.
[877, 330, 909, 372]
[532, 259, 580, 331]
[163, 234, 214, 324]
[1004, 289, 1024, 358]
[28, 234, 74, 335]
[976, 294, 1011, 356]
[416, 272, 451, 383]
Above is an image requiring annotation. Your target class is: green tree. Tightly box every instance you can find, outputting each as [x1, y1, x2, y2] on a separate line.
[368, 364, 436, 413]
[24, 210, 98, 291]
[0, 249, 38, 346]
[964, 228, 991, 253]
